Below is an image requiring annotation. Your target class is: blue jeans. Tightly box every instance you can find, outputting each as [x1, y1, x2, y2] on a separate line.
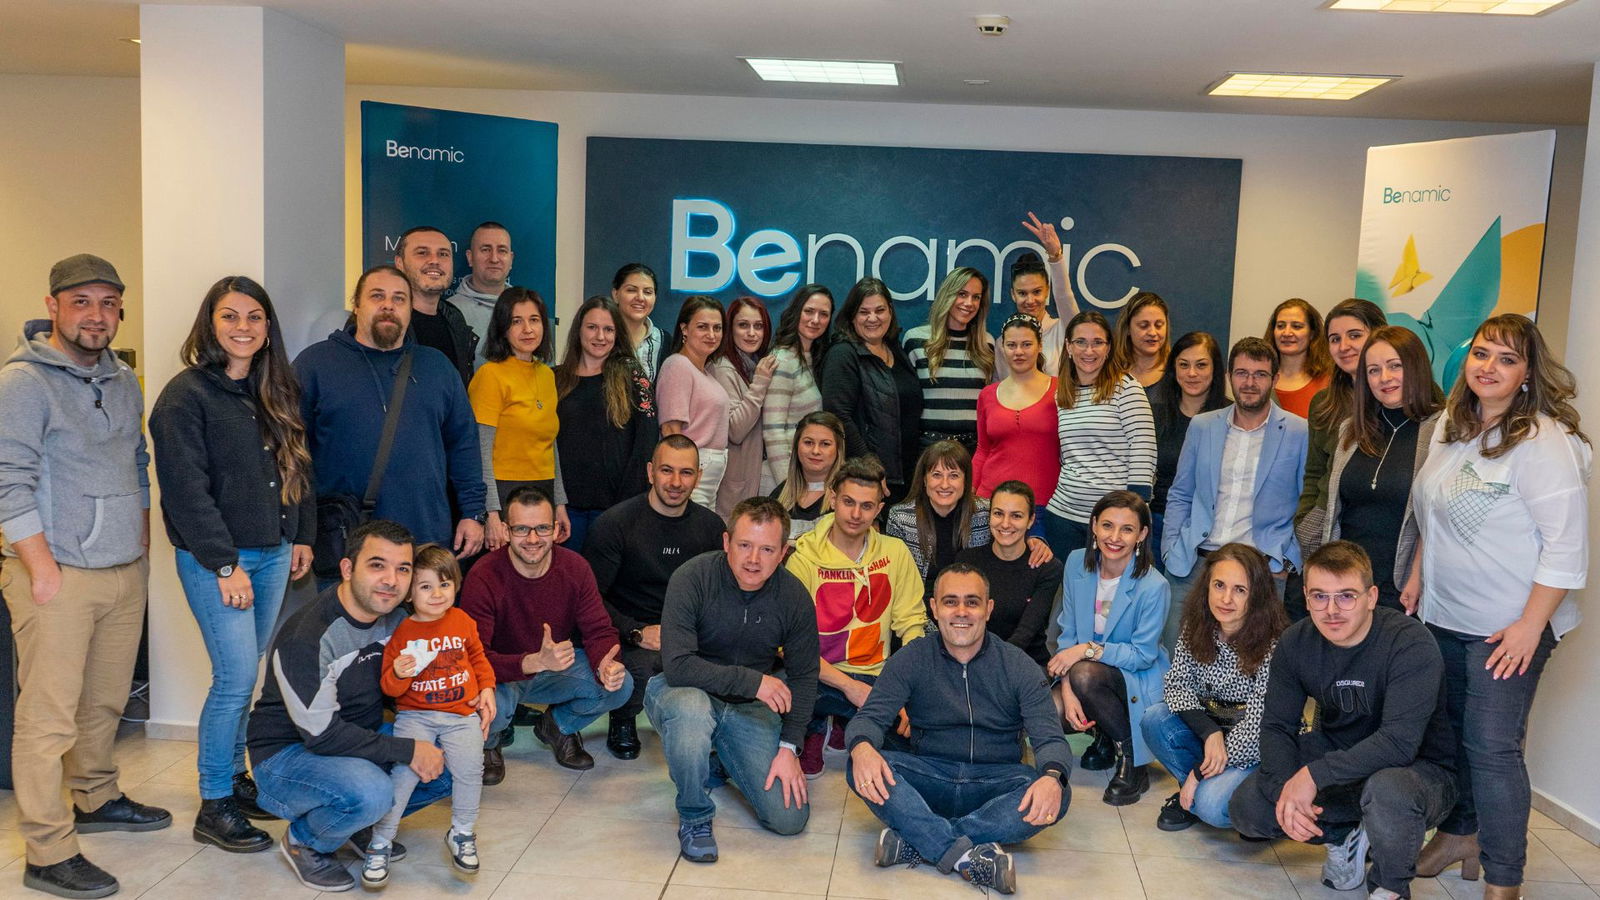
[176, 542, 292, 799]
[1140, 702, 1253, 828]
[486, 649, 632, 748]
[374, 710, 484, 845]
[564, 507, 606, 554]
[847, 751, 1069, 871]
[808, 674, 876, 735]
[252, 723, 452, 854]
[643, 675, 810, 834]
[1042, 512, 1089, 563]
[1431, 623, 1557, 887]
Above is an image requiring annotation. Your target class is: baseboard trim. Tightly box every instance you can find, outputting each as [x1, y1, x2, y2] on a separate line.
[1533, 788, 1600, 847]
[142, 719, 199, 742]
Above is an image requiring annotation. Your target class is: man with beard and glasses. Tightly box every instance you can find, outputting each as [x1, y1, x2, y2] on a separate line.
[1162, 336, 1308, 636]
[295, 265, 485, 573]
[393, 225, 479, 386]
[462, 486, 630, 779]
[248, 520, 456, 893]
[445, 221, 514, 367]
[583, 435, 726, 760]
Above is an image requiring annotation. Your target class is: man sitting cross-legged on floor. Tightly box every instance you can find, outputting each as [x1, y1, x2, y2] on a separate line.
[846, 562, 1071, 895]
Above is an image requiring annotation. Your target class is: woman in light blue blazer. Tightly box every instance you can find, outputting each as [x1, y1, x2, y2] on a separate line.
[1049, 490, 1171, 807]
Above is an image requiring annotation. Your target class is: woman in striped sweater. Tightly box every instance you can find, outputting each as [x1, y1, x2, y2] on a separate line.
[1043, 311, 1157, 559]
[762, 283, 833, 488]
[902, 267, 996, 452]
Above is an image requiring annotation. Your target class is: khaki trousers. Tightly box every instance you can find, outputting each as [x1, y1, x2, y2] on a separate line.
[2, 556, 148, 866]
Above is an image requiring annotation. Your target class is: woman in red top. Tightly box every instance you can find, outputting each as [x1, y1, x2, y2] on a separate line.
[1264, 298, 1332, 418]
[974, 313, 1060, 535]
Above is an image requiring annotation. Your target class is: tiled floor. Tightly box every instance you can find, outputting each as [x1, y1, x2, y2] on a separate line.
[1, 724, 1597, 898]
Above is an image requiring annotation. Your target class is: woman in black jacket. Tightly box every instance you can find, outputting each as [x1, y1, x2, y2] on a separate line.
[149, 276, 314, 854]
[820, 277, 922, 504]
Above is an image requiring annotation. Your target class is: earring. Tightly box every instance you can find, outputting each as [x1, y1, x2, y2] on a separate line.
[1521, 382, 1529, 392]
[264, 336, 271, 348]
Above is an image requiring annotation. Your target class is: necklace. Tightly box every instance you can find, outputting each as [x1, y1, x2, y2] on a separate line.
[1370, 408, 1410, 490]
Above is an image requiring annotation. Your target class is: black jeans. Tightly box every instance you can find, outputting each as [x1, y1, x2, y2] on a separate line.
[1430, 622, 1557, 887]
[1231, 749, 1456, 898]
[613, 643, 662, 720]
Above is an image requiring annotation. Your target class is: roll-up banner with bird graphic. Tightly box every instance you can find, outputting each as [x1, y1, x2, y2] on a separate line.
[1355, 130, 1555, 391]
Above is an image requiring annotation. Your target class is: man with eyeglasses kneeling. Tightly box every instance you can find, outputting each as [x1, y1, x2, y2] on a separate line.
[847, 562, 1071, 895]
[462, 485, 631, 777]
[1229, 541, 1455, 900]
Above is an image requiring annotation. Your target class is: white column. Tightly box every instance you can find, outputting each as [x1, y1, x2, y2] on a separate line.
[140, 4, 343, 737]
[1527, 62, 1600, 841]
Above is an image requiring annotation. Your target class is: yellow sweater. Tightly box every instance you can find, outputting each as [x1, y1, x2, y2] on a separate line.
[785, 514, 928, 676]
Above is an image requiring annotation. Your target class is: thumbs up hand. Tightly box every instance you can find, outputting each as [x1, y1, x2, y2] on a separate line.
[598, 643, 627, 693]
[536, 622, 576, 673]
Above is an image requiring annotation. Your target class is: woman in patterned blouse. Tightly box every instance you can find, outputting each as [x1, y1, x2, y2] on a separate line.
[1140, 542, 1288, 831]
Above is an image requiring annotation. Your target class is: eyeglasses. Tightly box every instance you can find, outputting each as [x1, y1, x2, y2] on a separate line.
[1232, 370, 1274, 383]
[508, 524, 555, 538]
[1306, 590, 1363, 611]
[1070, 339, 1108, 351]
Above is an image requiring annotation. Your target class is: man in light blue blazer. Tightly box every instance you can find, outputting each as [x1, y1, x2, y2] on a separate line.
[1160, 337, 1308, 645]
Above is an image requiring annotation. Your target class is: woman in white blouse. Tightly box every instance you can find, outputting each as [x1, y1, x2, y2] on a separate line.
[1410, 315, 1591, 900]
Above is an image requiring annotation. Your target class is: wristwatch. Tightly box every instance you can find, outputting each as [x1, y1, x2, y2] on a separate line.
[215, 564, 235, 578]
[1083, 642, 1102, 661]
[628, 627, 644, 646]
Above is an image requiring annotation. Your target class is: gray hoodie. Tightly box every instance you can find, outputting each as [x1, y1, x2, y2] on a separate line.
[0, 320, 150, 569]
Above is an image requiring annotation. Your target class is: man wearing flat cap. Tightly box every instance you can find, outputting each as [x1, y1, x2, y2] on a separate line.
[0, 255, 171, 899]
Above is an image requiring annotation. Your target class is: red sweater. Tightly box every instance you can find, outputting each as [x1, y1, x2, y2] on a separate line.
[380, 608, 496, 716]
[460, 546, 621, 685]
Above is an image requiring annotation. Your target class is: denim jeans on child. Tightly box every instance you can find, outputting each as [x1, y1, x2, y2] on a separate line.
[1140, 701, 1254, 828]
[643, 675, 809, 834]
[485, 649, 632, 748]
[253, 722, 453, 854]
[846, 750, 1069, 871]
[372, 709, 484, 845]
[176, 541, 292, 799]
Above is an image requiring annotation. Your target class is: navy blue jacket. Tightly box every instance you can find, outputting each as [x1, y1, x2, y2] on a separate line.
[294, 326, 484, 546]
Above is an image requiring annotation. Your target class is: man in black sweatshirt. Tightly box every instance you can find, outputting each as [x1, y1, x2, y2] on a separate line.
[648, 497, 819, 865]
[846, 563, 1071, 896]
[1230, 541, 1455, 899]
[584, 435, 726, 760]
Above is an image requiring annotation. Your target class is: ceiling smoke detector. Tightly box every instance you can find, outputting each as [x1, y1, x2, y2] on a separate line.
[974, 15, 1011, 35]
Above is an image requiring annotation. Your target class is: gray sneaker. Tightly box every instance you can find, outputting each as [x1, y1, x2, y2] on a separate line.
[361, 843, 391, 888]
[1322, 824, 1370, 892]
[957, 842, 1016, 895]
[874, 828, 924, 868]
[280, 831, 355, 892]
[677, 821, 718, 863]
[447, 828, 480, 873]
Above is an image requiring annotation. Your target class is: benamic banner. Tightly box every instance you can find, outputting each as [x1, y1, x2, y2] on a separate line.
[584, 137, 1242, 340]
[361, 101, 558, 310]
[1355, 130, 1555, 389]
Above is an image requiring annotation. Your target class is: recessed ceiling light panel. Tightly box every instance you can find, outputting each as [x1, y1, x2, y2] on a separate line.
[1207, 72, 1396, 100]
[742, 58, 901, 86]
[1326, 0, 1576, 15]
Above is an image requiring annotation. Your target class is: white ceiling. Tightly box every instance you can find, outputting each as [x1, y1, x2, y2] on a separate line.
[3, 0, 1596, 124]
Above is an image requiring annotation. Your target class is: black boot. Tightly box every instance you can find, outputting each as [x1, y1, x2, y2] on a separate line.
[1103, 741, 1150, 806]
[1080, 728, 1115, 771]
[232, 772, 275, 821]
[606, 713, 641, 760]
[194, 797, 273, 853]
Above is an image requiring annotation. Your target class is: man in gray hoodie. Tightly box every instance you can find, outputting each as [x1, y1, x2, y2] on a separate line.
[0, 255, 172, 899]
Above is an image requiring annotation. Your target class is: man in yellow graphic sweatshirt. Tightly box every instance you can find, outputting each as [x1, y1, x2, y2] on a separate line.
[785, 456, 927, 779]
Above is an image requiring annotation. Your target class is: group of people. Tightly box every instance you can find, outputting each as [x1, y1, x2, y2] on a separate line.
[0, 225, 1587, 900]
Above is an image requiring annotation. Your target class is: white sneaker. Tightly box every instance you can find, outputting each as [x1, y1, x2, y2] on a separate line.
[1369, 888, 1401, 900]
[1322, 824, 1370, 891]
[361, 842, 391, 887]
[446, 828, 479, 874]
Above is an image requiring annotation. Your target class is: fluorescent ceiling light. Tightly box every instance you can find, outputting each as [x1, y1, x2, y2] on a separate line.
[1207, 72, 1396, 100]
[742, 58, 900, 85]
[1326, 0, 1575, 14]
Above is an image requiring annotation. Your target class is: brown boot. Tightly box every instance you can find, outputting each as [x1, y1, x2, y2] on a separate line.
[1416, 830, 1480, 880]
[1481, 884, 1521, 900]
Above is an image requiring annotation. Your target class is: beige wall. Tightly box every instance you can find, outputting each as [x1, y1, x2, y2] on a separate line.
[0, 75, 143, 370]
[344, 85, 1585, 353]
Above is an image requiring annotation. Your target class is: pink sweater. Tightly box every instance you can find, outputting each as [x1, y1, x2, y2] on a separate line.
[973, 379, 1061, 502]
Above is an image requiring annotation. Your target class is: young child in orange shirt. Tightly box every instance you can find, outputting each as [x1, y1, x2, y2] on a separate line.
[364, 545, 496, 887]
